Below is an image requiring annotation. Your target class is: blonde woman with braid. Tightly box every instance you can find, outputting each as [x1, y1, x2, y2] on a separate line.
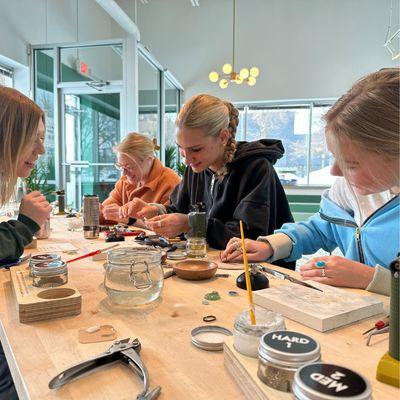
[132, 94, 294, 252]
[222, 68, 399, 295]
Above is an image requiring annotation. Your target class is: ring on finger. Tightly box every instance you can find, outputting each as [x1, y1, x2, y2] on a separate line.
[321, 268, 326, 278]
[158, 220, 162, 228]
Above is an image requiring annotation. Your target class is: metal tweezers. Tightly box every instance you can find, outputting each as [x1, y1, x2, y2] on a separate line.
[49, 338, 161, 400]
[251, 263, 323, 292]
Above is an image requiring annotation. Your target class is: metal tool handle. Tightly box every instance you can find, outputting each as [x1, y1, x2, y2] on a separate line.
[122, 348, 161, 400]
[49, 353, 117, 389]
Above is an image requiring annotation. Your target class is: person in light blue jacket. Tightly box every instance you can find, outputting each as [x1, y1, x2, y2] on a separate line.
[222, 68, 399, 296]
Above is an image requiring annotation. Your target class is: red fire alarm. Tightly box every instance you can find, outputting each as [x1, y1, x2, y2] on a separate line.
[79, 60, 89, 75]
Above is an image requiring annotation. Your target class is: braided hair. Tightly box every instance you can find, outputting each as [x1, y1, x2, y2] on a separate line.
[176, 94, 239, 179]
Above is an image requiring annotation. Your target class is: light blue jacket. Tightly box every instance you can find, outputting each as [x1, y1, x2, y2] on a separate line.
[276, 191, 399, 269]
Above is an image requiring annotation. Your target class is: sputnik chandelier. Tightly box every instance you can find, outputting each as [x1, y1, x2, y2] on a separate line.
[209, 0, 259, 88]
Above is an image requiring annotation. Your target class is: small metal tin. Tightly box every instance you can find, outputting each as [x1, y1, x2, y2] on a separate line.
[191, 325, 232, 351]
[32, 260, 68, 288]
[258, 330, 321, 392]
[292, 363, 372, 400]
[29, 253, 61, 277]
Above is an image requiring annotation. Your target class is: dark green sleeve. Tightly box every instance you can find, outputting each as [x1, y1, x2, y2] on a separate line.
[0, 214, 40, 261]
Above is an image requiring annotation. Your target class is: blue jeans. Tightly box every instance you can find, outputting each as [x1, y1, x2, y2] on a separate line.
[0, 342, 18, 400]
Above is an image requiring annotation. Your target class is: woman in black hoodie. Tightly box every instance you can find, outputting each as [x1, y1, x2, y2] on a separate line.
[127, 94, 293, 250]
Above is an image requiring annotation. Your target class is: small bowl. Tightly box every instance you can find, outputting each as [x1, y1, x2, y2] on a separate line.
[172, 260, 218, 280]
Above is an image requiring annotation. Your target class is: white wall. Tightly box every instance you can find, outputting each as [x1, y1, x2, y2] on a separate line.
[0, 0, 127, 67]
[131, 0, 399, 102]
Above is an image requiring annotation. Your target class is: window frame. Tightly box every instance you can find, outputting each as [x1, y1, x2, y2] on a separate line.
[0, 64, 14, 87]
[235, 99, 336, 188]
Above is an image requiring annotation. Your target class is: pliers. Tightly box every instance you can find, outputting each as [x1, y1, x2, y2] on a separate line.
[49, 338, 161, 400]
[362, 316, 390, 346]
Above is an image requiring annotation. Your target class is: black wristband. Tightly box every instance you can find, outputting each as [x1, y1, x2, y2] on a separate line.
[127, 217, 137, 226]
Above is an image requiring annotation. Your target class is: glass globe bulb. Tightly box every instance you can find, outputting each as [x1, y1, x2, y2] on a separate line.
[235, 76, 243, 84]
[247, 76, 256, 86]
[250, 67, 259, 77]
[209, 71, 219, 83]
[239, 68, 250, 79]
[222, 63, 233, 74]
[219, 79, 229, 89]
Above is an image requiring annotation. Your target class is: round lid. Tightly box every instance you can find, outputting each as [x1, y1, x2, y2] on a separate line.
[33, 260, 67, 276]
[292, 363, 371, 400]
[107, 248, 161, 268]
[259, 330, 320, 365]
[191, 325, 232, 351]
[30, 253, 60, 265]
[167, 251, 187, 260]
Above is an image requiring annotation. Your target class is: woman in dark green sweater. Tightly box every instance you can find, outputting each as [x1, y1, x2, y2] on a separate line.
[0, 87, 52, 262]
[0, 86, 52, 399]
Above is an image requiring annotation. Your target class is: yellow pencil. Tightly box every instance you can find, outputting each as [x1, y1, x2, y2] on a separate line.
[239, 220, 256, 325]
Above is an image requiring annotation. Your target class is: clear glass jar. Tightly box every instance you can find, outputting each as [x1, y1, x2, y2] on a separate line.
[104, 248, 164, 306]
[32, 260, 68, 288]
[186, 237, 207, 258]
[233, 308, 286, 358]
[35, 219, 51, 239]
[257, 330, 321, 393]
[293, 363, 372, 400]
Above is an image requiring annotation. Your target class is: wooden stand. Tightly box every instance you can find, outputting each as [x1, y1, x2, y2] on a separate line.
[224, 337, 291, 400]
[10, 265, 81, 323]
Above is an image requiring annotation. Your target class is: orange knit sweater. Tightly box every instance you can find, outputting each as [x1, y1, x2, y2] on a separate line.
[101, 158, 180, 223]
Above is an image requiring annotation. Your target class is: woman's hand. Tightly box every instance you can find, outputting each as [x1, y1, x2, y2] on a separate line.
[299, 255, 375, 289]
[220, 237, 273, 263]
[102, 204, 122, 222]
[145, 213, 189, 238]
[120, 198, 149, 219]
[19, 191, 52, 227]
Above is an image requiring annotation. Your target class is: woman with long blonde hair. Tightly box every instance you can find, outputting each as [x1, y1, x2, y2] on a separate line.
[0, 86, 52, 399]
[0, 86, 52, 261]
[222, 68, 400, 295]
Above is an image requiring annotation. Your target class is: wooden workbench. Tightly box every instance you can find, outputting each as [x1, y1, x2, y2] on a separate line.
[0, 217, 396, 399]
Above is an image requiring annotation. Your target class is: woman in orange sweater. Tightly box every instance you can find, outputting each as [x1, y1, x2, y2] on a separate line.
[101, 133, 180, 225]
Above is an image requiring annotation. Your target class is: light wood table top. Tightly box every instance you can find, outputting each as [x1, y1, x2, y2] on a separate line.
[0, 217, 396, 399]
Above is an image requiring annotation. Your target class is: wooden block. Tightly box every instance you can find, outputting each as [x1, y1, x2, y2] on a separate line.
[253, 282, 383, 332]
[10, 266, 82, 323]
[24, 237, 37, 249]
[224, 337, 290, 400]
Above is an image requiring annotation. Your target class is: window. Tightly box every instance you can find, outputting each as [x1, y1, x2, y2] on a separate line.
[0, 65, 13, 87]
[237, 101, 335, 186]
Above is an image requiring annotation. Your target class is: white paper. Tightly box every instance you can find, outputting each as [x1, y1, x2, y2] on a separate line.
[36, 243, 78, 253]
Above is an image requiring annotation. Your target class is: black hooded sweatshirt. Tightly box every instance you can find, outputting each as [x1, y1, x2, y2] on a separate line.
[168, 139, 294, 250]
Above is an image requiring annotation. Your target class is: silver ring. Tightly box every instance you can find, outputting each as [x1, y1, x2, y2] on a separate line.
[321, 268, 326, 277]
[158, 220, 162, 228]
[236, 243, 243, 253]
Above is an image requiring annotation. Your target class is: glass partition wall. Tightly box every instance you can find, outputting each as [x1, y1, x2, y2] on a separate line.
[32, 40, 182, 210]
[32, 41, 126, 209]
[138, 44, 183, 167]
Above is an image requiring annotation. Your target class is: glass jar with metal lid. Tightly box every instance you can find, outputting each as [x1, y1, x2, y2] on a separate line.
[292, 363, 372, 400]
[104, 248, 164, 306]
[32, 260, 68, 288]
[258, 330, 321, 392]
[29, 253, 61, 276]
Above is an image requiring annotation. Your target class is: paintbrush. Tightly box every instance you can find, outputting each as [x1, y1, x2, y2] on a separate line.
[66, 244, 119, 264]
[239, 220, 256, 325]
